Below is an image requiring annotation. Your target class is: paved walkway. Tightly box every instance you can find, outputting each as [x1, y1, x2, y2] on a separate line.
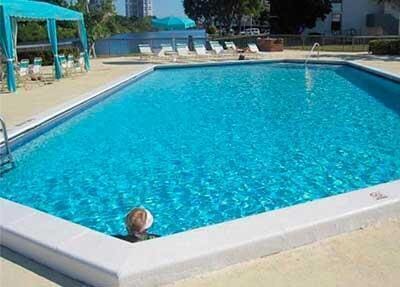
[167, 218, 400, 287]
[0, 58, 153, 131]
[1, 218, 399, 287]
[1, 247, 86, 287]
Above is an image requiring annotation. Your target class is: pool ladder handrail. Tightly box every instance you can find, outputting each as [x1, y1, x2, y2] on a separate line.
[0, 116, 14, 169]
[305, 42, 320, 65]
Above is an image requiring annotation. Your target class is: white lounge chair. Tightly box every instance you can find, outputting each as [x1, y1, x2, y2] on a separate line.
[176, 43, 192, 57]
[138, 44, 154, 59]
[209, 41, 224, 55]
[18, 59, 29, 77]
[67, 54, 75, 75]
[248, 43, 260, 53]
[0, 62, 4, 91]
[75, 52, 85, 73]
[17, 59, 30, 89]
[247, 43, 261, 58]
[58, 54, 67, 76]
[194, 43, 210, 57]
[30, 57, 43, 81]
[158, 43, 175, 57]
[225, 41, 238, 53]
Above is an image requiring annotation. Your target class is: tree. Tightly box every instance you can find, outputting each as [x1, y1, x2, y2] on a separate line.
[16, 0, 153, 55]
[269, 0, 331, 34]
[73, 0, 117, 57]
[183, 0, 266, 33]
[183, 0, 216, 28]
[16, 0, 77, 43]
[236, 0, 265, 32]
[17, 22, 78, 43]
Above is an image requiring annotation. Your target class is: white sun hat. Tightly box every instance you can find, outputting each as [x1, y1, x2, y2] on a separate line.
[142, 208, 154, 231]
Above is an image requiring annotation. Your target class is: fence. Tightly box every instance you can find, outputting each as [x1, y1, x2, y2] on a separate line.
[95, 36, 207, 57]
[211, 34, 400, 52]
[94, 34, 400, 56]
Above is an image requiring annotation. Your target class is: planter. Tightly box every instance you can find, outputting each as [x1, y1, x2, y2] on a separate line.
[257, 38, 284, 52]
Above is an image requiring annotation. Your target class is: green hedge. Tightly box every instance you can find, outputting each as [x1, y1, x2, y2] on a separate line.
[369, 39, 400, 55]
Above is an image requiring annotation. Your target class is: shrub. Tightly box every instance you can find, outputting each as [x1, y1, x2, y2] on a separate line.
[206, 25, 218, 35]
[369, 39, 400, 55]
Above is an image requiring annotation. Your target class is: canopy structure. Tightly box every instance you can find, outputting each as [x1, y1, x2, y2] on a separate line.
[152, 17, 196, 31]
[0, 0, 90, 92]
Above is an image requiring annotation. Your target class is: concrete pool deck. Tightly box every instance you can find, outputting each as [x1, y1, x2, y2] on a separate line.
[168, 218, 400, 287]
[1, 217, 399, 287]
[1, 50, 400, 287]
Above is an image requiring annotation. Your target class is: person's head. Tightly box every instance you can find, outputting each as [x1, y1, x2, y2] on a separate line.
[125, 207, 153, 235]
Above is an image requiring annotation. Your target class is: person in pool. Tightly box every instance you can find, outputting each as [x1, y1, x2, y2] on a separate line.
[114, 207, 159, 243]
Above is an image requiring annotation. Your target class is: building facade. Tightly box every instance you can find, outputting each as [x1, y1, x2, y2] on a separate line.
[126, 0, 153, 18]
[306, 0, 399, 35]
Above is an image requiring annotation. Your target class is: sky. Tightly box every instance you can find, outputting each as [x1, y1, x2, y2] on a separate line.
[115, 0, 185, 17]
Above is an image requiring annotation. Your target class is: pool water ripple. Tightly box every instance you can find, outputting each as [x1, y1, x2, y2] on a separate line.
[1, 63, 399, 236]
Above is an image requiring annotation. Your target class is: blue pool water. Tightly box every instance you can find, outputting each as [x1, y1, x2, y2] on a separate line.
[1, 63, 400, 236]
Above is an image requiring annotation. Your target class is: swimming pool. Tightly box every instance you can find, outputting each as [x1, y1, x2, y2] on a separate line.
[1, 62, 400, 238]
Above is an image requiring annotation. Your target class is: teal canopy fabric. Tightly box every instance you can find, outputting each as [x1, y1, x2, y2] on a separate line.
[0, 0, 83, 21]
[152, 17, 196, 30]
[11, 17, 17, 60]
[0, 0, 90, 92]
[0, 4, 17, 92]
[78, 20, 90, 70]
[47, 19, 62, 79]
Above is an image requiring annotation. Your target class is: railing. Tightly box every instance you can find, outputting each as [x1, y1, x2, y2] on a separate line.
[0, 116, 13, 170]
[211, 34, 400, 52]
[94, 34, 399, 57]
[305, 42, 320, 65]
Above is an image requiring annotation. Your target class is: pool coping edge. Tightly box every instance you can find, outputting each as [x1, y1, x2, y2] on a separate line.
[1, 181, 399, 287]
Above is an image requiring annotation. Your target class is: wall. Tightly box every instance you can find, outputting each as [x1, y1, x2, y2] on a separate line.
[384, 2, 400, 34]
[95, 30, 207, 56]
[342, 0, 383, 34]
[306, 0, 383, 35]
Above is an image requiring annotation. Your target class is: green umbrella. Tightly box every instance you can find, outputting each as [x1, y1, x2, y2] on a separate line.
[152, 16, 196, 30]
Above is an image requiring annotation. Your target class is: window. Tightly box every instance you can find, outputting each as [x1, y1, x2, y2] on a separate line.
[331, 13, 342, 32]
[331, 0, 343, 12]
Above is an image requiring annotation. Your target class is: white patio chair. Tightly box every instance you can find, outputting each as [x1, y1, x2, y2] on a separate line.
[0, 60, 5, 91]
[176, 43, 192, 57]
[209, 41, 224, 55]
[58, 54, 67, 76]
[225, 41, 238, 53]
[30, 57, 43, 81]
[75, 52, 85, 73]
[67, 54, 75, 72]
[194, 43, 211, 57]
[138, 44, 154, 59]
[248, 43, 261, 53]
[158, 43, 175, 57]
[17, 59, 30, 89]
[247, 43, 261, 58]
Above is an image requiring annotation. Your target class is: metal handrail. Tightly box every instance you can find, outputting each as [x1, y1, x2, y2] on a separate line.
[0, 116, 13, 166]
[305, 42, 320, 65]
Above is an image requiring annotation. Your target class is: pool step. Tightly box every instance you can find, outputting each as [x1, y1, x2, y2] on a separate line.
[0, 116, 14, 173]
